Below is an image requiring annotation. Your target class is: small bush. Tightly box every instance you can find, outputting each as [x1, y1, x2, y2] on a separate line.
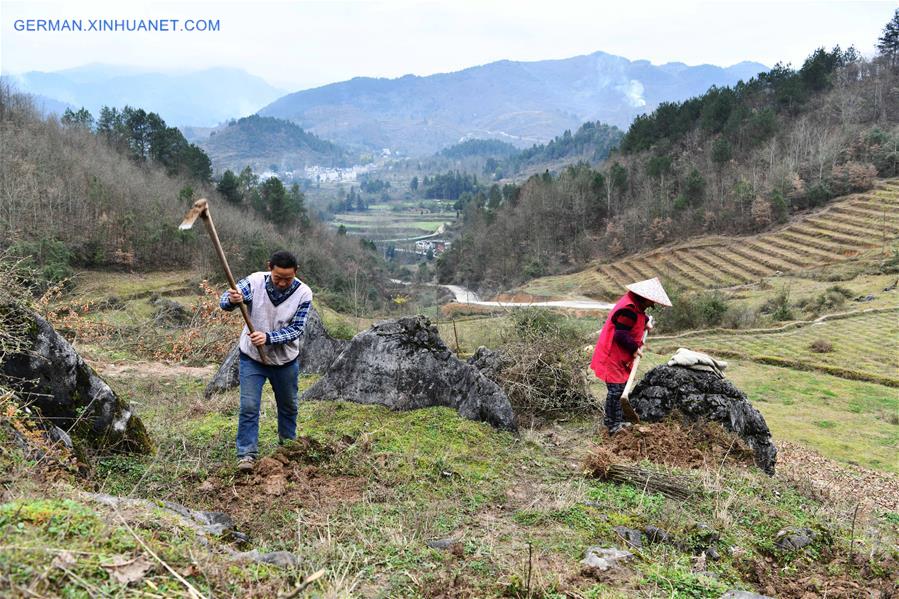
[760, 288, 794, 321]
[8, 238, 73, 289]
[655, 288, 729, 332]
[721, 304, 760, 329]
[795, 285, 852, 316]
[804, 180, 832, 208]
[496, 309, 595, 416]
[809, 339, 834, 353]
[828, 161, 877, 196]
[323, 317, 356, 341]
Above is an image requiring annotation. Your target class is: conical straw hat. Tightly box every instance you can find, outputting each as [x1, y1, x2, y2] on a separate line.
[625, 277, 672, 307]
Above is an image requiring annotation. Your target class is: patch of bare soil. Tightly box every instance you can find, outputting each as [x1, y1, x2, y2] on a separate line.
[738, 550, 898, 599]
[92, 361, 216, 379]
[190, 436, 365, 539]
[776, 440, 899, 512]
[585, 418, 757, 472]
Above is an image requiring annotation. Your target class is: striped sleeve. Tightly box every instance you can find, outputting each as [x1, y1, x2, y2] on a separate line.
[220, 277, 252, 311]
[265, 301, 312, 345]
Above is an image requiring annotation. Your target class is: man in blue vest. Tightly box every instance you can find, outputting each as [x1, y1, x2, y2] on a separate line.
[220, 250, 313, 472]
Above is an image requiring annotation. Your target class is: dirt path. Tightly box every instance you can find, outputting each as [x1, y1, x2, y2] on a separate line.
[90, 360, 216, 379]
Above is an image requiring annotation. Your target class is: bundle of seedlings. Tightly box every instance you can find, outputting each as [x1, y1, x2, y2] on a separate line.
[584, 445, 697, 501]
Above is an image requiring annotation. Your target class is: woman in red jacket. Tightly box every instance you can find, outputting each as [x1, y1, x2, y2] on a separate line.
[590, 277, 671, 434]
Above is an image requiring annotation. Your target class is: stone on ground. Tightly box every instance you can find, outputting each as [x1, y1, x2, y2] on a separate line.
[1, 310, 151, 453]
[301, 316, 517, 430]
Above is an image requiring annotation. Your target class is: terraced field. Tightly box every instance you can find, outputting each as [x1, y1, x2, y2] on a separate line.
[652, 308, 899, 387]
[521, 178, 899, 299]
[331, 207, 456, 241]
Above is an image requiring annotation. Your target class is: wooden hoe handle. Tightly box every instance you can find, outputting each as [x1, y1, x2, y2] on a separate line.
[201, 211, 268, 365]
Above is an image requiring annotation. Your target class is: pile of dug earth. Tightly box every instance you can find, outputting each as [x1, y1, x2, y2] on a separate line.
[612, 364, 778, 475]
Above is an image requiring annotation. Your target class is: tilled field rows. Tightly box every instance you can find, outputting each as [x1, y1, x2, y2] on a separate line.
[653, 309, 899, 387]
[536, 179, 899, 297]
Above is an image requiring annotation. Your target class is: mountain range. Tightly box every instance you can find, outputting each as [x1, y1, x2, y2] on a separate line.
[2, 64, 284, 127]
[6, 52, 767, 161]
[259, 51, 767, 155]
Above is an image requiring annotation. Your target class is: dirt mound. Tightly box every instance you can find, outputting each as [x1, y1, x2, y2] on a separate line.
[586, 418, 757, 472]
[739, 549, 897, 599]
[630, 365, 777, 474]
[192, 436, 364, 539]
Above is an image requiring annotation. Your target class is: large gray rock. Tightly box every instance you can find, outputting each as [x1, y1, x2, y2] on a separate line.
[301, 316, 517, 431]
[205, 306, 347, 398]
[630, 365, 777, 475]
[1, 311, 151, 453]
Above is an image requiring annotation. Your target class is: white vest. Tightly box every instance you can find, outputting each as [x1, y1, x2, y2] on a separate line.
[238, 271, 313, 366]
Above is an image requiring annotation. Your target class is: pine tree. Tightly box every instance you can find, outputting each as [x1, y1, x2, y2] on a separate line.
[878, 9, 899, 66]
[217, 170, 242, 204]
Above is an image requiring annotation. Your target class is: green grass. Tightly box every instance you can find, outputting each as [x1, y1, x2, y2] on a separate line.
[5, 370, 896, 596]
[6, 267, 897, 596]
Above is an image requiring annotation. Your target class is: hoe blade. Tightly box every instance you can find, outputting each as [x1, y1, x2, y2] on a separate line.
[179, 198, 209, 230]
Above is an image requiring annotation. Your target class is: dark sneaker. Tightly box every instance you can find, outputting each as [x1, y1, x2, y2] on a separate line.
[609, 422, 632, 435]
[237, 456, 255, 473]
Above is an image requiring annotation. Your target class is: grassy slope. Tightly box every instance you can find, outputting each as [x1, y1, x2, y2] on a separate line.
[2, 270, 897, 597]
[3, 377, 895, 597]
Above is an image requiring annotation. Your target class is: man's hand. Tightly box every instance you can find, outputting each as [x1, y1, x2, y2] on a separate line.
[249, 331, 266, 347]
[227, 288, 244, 304]
[634, 347, 644, 358]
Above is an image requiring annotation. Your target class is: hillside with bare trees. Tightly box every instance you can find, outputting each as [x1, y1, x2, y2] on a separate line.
[0, 84, 386, 310]
[437, 34, 899, 292]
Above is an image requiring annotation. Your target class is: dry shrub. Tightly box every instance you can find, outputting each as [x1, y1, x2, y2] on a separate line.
[809, 339, 834, 353]
[150, 280, 240, 363]
[39, 279, 239, 365]
[828, 161, 877, 195]
[493, 309, 596, 417]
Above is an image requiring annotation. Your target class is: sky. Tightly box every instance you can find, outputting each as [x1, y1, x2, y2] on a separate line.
[1, 0, 895, 91]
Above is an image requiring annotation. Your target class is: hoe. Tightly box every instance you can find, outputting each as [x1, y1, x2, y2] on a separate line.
[179, 198, 268, 364]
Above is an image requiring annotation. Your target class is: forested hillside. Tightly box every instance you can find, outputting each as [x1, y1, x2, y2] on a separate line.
[438, 35, 899, 290]
[199, 114, 353, 173]
[495, 121, 624, 178]
[0, 84, 386, 311]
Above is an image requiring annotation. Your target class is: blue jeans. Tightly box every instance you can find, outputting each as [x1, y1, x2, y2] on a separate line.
[603, 382, 626, 430]
[237, 352, 299, 457]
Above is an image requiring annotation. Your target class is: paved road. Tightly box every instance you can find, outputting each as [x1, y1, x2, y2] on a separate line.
[442, 284, 613, 310]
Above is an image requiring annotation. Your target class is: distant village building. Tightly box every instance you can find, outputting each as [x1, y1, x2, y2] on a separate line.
[304, 163, 376, 182]
[414, 239, 450, 256]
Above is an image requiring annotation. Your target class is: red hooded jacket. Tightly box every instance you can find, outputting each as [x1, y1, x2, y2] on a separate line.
[590, 291, 647, 384]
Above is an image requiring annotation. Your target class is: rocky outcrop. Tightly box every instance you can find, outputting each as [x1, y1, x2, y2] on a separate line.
[467, 346, 511, 380]
[1, 310, 151, 453]
[301, 316, 517, 431]
[629, 365, 776, 475]
[205, 306, 347, 397]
